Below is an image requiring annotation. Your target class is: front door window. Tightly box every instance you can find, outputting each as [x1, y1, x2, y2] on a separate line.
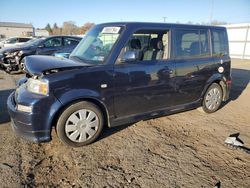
[117, 29, 169, 64]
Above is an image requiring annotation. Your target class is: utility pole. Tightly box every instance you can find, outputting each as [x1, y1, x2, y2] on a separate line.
[163, 17, 167, 23]
[209, 0, 214, 24]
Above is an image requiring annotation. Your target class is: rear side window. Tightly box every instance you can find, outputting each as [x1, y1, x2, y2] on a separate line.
[174, 29, 209, 59]
[44, 37, 62, 47]
[200, 30, 210, 56]
[211, 29, 228, 56]
[64, 37, 80, 46]
[19, 38, 30, 42]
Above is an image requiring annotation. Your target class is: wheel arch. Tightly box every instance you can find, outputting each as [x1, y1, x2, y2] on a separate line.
[201, 74, 227, 102]
[51, 97, 110, 130]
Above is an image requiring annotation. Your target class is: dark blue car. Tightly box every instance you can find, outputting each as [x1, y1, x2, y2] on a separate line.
[7, 22, 231, 147]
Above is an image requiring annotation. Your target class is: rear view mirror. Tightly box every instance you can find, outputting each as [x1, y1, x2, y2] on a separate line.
[120, 51, 140, 63]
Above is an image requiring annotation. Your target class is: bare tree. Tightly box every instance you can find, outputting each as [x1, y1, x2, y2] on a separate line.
[62, 21, 78, 35]
[44, 21, 95, 35]
[80, 22, 95, 34]
[210, 20, 228, 25]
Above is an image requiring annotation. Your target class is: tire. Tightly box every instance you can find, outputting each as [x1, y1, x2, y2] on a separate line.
[56, 101, 104, 147]
[201, 83, 223, 113]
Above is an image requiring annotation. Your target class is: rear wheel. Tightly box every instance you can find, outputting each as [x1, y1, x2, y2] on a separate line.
[201, 83, 223, 113]
[56, 101, 104, 147]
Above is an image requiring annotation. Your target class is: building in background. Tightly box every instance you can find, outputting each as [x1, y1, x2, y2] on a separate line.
[35, 29, 49, 37]
[224, 23, 250, 59]
[0, 22, 34, 38]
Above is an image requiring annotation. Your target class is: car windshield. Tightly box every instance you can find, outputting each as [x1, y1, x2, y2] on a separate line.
[70, 25, 123, 64]
[24, 38, 44, 46]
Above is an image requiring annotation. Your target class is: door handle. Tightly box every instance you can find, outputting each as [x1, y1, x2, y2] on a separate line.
[163, 67, 174, 74]
[169, 69, 174, 74]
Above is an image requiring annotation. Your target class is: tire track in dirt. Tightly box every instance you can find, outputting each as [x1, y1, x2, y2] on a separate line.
[8, 136, 48, 187]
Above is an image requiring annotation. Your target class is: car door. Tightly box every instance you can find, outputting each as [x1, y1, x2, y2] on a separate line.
[113, 29, 176, 118]
[211, 29, 231, 77]
[4, 38, 17, 48]
[36, 37, 63, 55]
[173, 28, 214, 105]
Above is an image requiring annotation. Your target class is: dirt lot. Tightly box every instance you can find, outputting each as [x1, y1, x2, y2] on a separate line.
[0, 59, 250, 188]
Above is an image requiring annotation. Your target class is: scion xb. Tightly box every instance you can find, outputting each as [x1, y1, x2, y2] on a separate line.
[7, 22, 231, 147]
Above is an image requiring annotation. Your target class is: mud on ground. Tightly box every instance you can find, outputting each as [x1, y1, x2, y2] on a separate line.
[0, 59, 250, 188]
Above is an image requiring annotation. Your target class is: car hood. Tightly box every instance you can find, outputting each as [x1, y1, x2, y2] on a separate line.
[25, 55, 88, 76]
[0, 45, 31, 54]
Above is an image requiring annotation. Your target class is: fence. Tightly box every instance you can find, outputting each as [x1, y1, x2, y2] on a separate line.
[224, 23, 250, 59]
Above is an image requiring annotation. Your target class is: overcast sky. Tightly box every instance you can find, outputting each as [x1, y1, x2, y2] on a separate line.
[1, 0, 250, 28]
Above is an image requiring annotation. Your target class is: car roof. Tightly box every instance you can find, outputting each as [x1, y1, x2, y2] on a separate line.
[97, 22, 226, 30]
[7, 36, 33, 39]
[45, 35, 82, 40]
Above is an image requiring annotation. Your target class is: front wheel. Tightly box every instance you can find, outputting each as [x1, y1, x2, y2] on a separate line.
[56, 101, 104, 147]
[201, 83, 223, 113]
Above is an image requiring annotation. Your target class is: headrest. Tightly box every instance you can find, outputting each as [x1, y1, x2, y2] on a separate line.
[190, 41, 199, 48]
[130, 39, 141, 49]
[157, 41, 164, 50]
[190, 41, 200, 55]
[150, 38, 159, 50]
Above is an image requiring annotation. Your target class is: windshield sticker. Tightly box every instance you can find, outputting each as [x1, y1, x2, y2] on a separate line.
[101, 27, 121, 34]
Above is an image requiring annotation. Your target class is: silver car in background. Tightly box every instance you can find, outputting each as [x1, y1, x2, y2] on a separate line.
[0, 37, 32, 49]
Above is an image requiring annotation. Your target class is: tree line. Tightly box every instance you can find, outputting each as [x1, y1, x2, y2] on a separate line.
[44, 20, 227, 36]
[44, 21, 94, 35]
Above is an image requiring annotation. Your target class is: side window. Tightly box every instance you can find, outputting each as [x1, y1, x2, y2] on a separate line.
[175, 30, 200, 58]
[7, 38, 17, 44]
[118, 29, 169, 63]
[200, 30, 209, 56]
[44, 37, 62, 47]
[212, 29, 228, 56]
[175, 29, 210, 59]
[64, 38, 80, 46]
[19, 38, 30, 42]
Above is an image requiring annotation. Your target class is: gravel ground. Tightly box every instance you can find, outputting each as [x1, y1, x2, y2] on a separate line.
[0, 59, 249, 188]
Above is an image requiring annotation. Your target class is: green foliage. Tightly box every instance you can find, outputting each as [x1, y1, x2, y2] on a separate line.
[45, 23, 52, 34]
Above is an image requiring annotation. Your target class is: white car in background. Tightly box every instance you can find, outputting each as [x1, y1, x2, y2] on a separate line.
[0, 37, 32, 49]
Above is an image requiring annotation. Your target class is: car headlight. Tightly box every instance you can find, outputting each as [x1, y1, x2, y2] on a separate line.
[18, 50, 23, 56]
[4, 52, 10, 56]
[5, 51, 17, 58]
[17, 104, 33, 113]
[26, 78, 49, 95]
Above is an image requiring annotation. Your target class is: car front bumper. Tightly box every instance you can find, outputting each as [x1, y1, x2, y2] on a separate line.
[10, 119, 51, 143]
[7, 87, 62, 143]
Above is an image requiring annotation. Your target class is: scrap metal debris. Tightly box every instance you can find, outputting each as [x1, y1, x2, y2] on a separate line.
[0, 163, 13, 169]
[225, 133, 250, 154]
[214, 181, 221, 188]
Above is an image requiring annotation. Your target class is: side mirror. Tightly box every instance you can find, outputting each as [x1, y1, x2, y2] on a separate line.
[120, 50, 140, 63]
